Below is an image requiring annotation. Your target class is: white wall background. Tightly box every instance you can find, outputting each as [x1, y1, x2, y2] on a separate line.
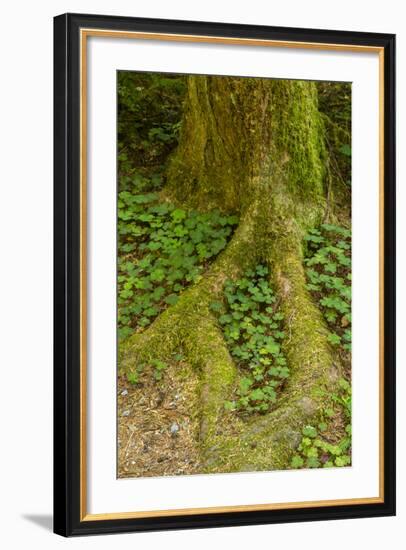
[0, 0, 403, 547]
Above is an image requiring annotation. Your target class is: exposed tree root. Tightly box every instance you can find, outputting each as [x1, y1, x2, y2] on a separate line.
[120, 204, 340, 472]
[120, 207, 257, 362]
[120, 209, 258, 450]
[193, 228, 340, 472]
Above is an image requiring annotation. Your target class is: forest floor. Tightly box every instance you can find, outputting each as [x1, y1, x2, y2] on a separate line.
[117, 362, 201, 478]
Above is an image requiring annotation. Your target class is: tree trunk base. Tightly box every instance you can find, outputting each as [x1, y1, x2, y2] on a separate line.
[120, 205, 340, 472]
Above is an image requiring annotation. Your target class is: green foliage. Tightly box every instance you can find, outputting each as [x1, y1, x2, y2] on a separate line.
[317, 81, 352, 189]
[339, 144, 351, 157]
[118, 72, 186, 173]
[304, 224, 352, 356]
[288, 223, 353, 470]
[152, 359, 168, 381]
[126, 353, 184, 386]
[302, 425, 318, 438]
[127, 364, 144, 385]
[117, 175, 239, 340]
[212, 265, 288, 414]
[290, 377, 352, 469]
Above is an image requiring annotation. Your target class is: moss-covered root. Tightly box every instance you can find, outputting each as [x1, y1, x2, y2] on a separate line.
[183, 317, 236, 445]
[119, 211, 259, 442]
[270, 231, 340, 413]
[240, 232, 340, 470]
[119, 279, 237, 447]
[120, 207, 258, 374]
[200, 231, 340, 473]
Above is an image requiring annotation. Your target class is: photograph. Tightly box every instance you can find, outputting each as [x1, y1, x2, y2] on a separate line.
[52, 13, 395, 535]
[116, 71, 352, 478]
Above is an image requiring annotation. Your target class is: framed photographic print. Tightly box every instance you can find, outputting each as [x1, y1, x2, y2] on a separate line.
[53, 13, 396, 536]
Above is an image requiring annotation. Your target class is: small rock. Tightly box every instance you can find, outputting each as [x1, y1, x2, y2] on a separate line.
[327, 365, 340, 384]
[170, 422, 180, 435]
[121, 389, 128, 396]
[341, 315, 349, 328]
[298, 396, 317, 416]
[122, 410, 130, 417]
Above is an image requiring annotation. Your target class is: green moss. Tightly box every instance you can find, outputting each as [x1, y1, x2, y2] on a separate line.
[267, 228, 340, 423]
[166, 77, 327, 217]
[268, 80, 327, 201]
[165, 76, 248, 212]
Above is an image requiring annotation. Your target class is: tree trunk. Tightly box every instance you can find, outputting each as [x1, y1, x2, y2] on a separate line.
[121, 76, 341, 471]
[166, 76, 326, 214]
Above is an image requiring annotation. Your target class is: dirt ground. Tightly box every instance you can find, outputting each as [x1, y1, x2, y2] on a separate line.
[117, 360, 202, 478]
